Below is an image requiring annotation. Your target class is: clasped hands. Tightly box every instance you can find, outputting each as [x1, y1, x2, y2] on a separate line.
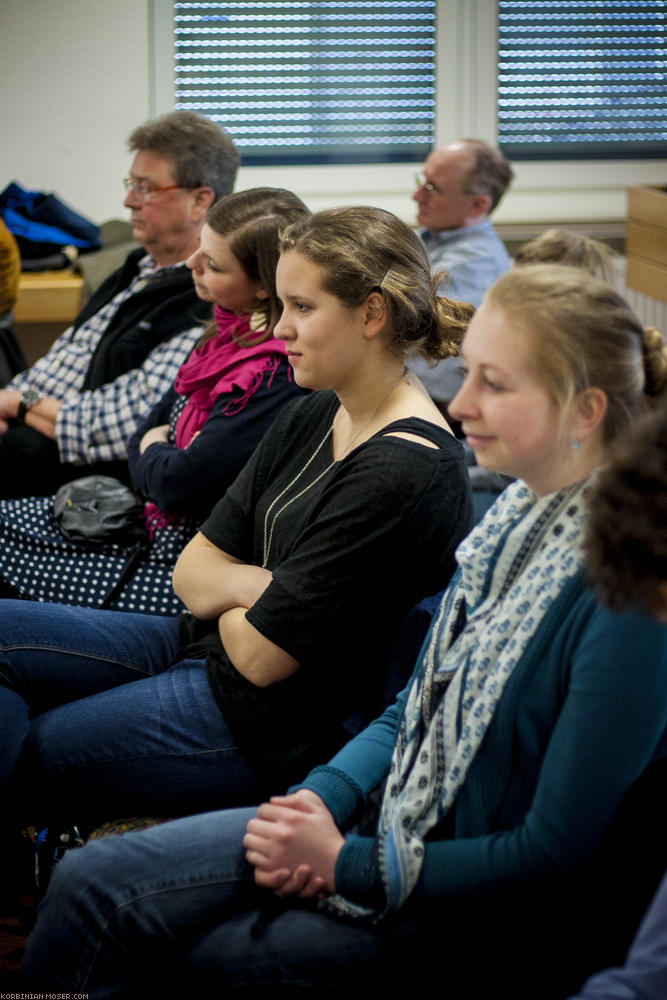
[243, 789, 345, 900]
[0, 389, 61, 439]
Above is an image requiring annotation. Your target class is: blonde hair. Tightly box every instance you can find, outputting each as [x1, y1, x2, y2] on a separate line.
[515, 228, 617, 283]
[485, 264, 667, 443]
[279, 206, 473, 362]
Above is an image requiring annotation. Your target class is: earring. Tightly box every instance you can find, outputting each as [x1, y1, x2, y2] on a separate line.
[572, 439, 581, 451]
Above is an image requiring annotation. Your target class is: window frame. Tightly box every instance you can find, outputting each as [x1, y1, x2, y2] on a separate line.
[496, 0, 667, 162]
[150, 0, 667, 222]
[167, 1, 438, 168]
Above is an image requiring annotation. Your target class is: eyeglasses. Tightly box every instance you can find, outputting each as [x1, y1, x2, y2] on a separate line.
[414, 173, 444, 196]
[123, 177, 190, 202]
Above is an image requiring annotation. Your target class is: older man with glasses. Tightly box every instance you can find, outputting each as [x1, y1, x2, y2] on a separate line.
[0, 111, 239, 499]
[413, 139, 513, 307]
[410, 139, 514, 411]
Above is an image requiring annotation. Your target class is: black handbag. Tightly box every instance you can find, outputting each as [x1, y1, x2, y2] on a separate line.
[53, 475, 147, 546]
[53, 476, 148, 609]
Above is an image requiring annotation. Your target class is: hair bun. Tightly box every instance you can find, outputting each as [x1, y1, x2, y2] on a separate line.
[642, 326, 667, 397]
[430, 294, 474, 360]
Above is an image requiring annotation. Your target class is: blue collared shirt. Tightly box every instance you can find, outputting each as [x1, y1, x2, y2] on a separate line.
[410, 218, 511, 405]
[419, 217, 511, 308]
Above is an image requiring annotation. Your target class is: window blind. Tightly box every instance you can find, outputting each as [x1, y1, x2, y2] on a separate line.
[497, 1, 667, 160]
[173, 1, 436, 165]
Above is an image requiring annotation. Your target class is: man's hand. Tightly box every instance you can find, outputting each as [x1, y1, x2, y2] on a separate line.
[0, 389, 19, 434]
[0, 390, 62, 440]
[243, 790, 344, 899]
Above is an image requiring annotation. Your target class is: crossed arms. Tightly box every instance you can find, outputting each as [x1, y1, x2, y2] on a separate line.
[172, 531, 300, 688]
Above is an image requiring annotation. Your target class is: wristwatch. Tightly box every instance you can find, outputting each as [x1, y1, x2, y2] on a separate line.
[17, 387, 42, 423]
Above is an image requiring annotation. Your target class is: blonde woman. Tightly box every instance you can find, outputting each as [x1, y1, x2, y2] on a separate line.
[20, 264, 667, 999]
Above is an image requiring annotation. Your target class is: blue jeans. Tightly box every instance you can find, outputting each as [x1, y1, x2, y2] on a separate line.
[0, 601, 266, 823]
[20, 807, 382, 996]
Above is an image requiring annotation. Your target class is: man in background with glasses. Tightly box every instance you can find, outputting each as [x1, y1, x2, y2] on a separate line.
[413, 138, 513, 307]
[410, 139, 513, 412]
[0, 111, 238, 499]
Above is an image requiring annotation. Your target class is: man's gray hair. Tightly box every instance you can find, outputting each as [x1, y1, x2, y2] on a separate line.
[128, 111, 240, 200]
[460, 139, 514, 213]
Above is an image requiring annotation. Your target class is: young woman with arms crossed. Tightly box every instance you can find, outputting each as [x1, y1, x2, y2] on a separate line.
[19, 264, 667, 998]
[0, 207, 472, 832]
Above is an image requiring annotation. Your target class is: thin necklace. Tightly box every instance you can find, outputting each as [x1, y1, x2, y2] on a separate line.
[262, 366, 409, 567]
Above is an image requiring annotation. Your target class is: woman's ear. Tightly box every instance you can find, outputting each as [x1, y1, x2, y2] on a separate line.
[572, 387, 608, 441]
[255, 286, 270, 301]
[362, 290, 387, 339]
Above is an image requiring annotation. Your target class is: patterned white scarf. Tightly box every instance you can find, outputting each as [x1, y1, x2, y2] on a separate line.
[327, 477, 590, 921]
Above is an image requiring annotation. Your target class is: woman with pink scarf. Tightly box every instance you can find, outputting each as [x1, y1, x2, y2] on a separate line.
[0, 189, 307, 614]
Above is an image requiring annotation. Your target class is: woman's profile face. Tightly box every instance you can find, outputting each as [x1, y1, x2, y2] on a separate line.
[186, 224, 264, 316]
[449, 303, 568, 496]
[274, 250, 369, 391]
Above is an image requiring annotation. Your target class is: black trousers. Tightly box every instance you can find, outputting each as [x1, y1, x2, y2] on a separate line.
[0, 422, 129, 499]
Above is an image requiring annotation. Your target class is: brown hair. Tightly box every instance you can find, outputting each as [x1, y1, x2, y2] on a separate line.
[201, 188, 310, 346]
[484, 264, 667, 444]
[515, 228, 617, 283]
[583, 406, 667, 615]
[128, 111, 239, 201]
[279, 206, 473, 362]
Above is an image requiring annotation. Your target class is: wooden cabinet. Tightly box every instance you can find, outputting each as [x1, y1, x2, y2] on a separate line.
[14, 271, 84, 364]
[15, 270, 83, 323]
[626, 186, 667, 305]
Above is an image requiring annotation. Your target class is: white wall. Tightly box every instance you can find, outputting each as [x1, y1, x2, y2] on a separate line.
[1, 0, 666, 228]
[1, 0, 151, 223]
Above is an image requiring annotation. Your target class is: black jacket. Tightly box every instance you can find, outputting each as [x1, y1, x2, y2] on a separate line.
[78, 248, 211, 390]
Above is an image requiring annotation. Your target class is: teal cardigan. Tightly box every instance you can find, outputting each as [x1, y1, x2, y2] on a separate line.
[299, 573, 667, 905]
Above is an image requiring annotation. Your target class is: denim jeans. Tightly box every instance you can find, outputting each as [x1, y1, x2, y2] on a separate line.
[0, 601, 266, 824]
[21, 807, 382, 996]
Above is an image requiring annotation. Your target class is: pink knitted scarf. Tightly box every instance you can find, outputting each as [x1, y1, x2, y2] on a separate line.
[144, 306, 288, 537]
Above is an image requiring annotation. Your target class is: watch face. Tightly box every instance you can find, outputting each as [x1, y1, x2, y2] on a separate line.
[21, 389, 41, 408]
[18, 388, 42, 422]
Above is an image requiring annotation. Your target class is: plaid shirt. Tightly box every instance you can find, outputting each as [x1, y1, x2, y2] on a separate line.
[10, 256, 202, 464]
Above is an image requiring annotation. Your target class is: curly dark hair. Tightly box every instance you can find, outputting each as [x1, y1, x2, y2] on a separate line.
[583, 406, 667, 615]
